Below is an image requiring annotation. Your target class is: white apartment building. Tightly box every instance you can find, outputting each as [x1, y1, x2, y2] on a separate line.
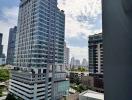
[64, 42, 69, 69]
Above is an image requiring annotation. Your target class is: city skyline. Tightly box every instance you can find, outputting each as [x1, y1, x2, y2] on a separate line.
[0, 0, 131, 100]
[0, 0, 102, 61]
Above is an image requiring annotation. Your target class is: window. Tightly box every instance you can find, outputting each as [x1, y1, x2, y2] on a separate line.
[49, 78, 52, 82]
[43, 69, 46, 73]
[38, 69, 41, 73]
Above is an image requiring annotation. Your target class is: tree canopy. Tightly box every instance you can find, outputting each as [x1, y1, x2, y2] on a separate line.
[0, 69, 10, 82]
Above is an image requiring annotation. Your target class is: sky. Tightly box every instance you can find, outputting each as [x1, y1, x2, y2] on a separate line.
[0, 0, 102, 62]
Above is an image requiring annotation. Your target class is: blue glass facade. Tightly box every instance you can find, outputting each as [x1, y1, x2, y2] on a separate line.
[10, 0, 65, 100]
[14, 0, 65, 68]
[57, 81, 69, 92]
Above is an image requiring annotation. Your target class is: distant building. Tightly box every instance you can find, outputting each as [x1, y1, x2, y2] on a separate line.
[64, 42, 70, 69]
[70, 57, 81, 69]
[88, 33, 103, 74]
[70, 57, 75, 68]
[6, 26, 17, 65]
[81, 58, 88, 67]
[0, 54, 6, 65]
[75, 59, 80, 67]
[0, 33, 3, 57]
[0, 33, 5, 65]
[70, 71, 89, 83]
[80, 75, 90, 87]
[79, 90, 104, 100]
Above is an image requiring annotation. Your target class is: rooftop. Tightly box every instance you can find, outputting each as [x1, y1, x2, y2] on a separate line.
[79, 90, 104, 100]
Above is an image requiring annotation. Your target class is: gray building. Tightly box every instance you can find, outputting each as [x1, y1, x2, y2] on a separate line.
[88, 33, 103, 74]
[6, 26, 17, 65]
[75, 59, 80, 67]
[88, 33, 104, 93]
[70, 57, 75, 68]
[70, 57, 81, 69]
[0, 33, 3, 57]
[81, 58, 88, 67]
[64, 42, 69, 69]
[0, 33, 5, 65]
[9, 0, 68, 100]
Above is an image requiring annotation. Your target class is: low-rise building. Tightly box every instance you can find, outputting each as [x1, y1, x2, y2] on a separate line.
[79, 90, 104, 100]
[0, 33, 6, 65]
[79, 74, 104, 93]
[70, 72, 89, 84]
[89, 74, 104, 93]
[64, 92, 79, 100]
[54, 64, 69, 100]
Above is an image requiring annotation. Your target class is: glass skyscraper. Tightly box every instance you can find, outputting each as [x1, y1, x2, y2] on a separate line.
[0, 33, 3, 57]
[9, 0, 68, 100]
[7, 26, 17, 65]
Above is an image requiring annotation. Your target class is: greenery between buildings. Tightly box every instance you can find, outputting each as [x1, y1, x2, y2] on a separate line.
[70, 67, 87, 72]
[0, 66, 10, 97]
[0, 68, 10, 82]
[71, 84, 89, 93]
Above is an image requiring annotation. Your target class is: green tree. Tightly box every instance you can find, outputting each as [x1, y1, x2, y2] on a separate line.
[78, 67, 86, 72]
[0, 69, 10, 82]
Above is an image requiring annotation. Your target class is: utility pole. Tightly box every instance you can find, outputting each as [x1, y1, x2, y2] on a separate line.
[103, 0, 132, 100]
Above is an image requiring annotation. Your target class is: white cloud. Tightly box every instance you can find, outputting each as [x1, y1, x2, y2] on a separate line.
[58, 0, 102, 38]
[58, 0, 102, 61]
[0, 7, 18, 55]
[3, 7, 18, 19]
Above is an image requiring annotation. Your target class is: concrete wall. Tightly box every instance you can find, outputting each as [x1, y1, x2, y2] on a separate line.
[103, 0, 132, 100]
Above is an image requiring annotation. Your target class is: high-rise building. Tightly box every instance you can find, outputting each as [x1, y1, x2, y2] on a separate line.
[0, 33, 3, 57]
[64, 42, 69, 69]
[70, 57, 81, 69]
[9, 0, 68, 100]
[70, 57, 75, 68]
[75, 59, 80, 67]
[7, 26, 17, 65]
[88, 33, 103, 74]
[0, 33, 5, 65]
[81, 58, 88, 67]
[88, 33, 104, 93]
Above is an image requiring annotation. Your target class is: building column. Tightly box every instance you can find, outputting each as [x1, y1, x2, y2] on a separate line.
[103, 0, 132, 100]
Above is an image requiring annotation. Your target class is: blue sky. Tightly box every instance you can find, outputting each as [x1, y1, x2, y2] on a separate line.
[0, 0, 102, 62]
[0, 0, 19, 8]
